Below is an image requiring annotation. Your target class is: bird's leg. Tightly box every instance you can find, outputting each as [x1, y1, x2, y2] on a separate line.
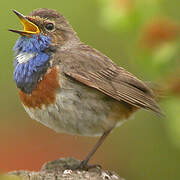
[78, 129, 112, 170]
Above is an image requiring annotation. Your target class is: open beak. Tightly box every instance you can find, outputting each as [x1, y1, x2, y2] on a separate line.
[9, 10, 40, 35]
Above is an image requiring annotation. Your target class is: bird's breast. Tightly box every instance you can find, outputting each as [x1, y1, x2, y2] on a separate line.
[16, 52, 37, 64]
[18, 66, 60, 109]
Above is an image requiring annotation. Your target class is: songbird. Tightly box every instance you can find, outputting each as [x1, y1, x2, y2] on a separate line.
[10, 9, 162, 169]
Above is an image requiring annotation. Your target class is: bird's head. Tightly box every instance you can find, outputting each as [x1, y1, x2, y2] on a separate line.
[10, 8, 77, 46]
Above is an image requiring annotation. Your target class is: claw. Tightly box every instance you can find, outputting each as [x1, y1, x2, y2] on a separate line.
[75, 160, 102, 171]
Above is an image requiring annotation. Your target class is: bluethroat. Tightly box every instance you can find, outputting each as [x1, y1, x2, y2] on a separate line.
[9, 9, 162, 169]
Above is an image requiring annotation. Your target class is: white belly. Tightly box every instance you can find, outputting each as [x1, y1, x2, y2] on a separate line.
[22, 75, 128, 137]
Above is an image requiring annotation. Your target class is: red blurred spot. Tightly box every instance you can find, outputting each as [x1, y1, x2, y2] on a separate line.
[141, 18, 180, 48]
[0, 118, 93, 173]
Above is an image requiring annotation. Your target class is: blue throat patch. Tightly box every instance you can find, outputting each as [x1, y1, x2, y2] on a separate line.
[13, 35, 51, 94]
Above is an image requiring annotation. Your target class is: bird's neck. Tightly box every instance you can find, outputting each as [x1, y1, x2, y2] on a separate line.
[13, 35, 52, 94]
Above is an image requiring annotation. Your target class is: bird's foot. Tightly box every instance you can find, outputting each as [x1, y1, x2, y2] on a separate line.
[74, 160, 102, 171]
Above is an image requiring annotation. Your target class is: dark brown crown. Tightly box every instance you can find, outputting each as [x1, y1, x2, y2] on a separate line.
[28, 8, 65, 20]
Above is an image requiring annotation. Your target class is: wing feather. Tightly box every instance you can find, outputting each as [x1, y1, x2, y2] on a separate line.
[59, 44, 162, 115]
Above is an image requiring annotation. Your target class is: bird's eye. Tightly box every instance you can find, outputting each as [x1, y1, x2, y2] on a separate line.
[45, 23, 55, 31]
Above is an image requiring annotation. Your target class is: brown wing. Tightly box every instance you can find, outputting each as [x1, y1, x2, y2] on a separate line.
[60, 44, 162, 115]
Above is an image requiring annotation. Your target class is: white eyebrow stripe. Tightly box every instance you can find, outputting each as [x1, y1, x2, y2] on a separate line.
[16, 52, 37, 64]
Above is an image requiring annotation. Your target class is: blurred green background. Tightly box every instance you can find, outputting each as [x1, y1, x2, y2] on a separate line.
[0, 0, 180, 179]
